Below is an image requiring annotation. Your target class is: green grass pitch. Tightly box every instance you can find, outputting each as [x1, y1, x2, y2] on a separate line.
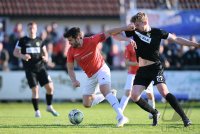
[0, 102, 200, 134]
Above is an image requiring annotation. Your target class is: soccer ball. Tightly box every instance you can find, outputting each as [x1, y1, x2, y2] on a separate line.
[68, 109, 84, 125]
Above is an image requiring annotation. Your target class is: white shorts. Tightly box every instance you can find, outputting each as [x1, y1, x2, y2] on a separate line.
[82, 64, 111, 95]
[124, 73, 153, 93]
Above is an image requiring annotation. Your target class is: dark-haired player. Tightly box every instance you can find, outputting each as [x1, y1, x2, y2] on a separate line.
[13, 22, 59, 118]
[64, 26, 136, 127]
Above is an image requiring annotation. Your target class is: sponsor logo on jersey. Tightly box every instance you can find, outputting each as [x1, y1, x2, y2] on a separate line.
[74, 53, 80, 57]
[36, 42, 40, 47]
[80, 52, 93, 60]
[135, 31, 151, 44]
[26, 47, 40, 53]
[147, 33, 151, 37]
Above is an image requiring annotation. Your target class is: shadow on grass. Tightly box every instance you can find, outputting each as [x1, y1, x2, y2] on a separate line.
[0, 124, 115, 128]
[0, 123, 152, 128]
[0, 123, 199, 128]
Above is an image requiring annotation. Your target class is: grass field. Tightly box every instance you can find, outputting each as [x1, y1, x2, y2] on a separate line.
[0, 102, 200, 134]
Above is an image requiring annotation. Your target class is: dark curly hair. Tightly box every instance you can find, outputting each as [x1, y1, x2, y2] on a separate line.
[63, 27, 80, 38]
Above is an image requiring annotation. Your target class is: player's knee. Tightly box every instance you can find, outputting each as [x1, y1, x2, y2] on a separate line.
[125, 90, 131, 97]
[83, 103, 91, 108]
[82, 100, 92, 108]
[131, 94, 139, 102]
[45, 85, 54, 94]
[147, 93, 153, 99]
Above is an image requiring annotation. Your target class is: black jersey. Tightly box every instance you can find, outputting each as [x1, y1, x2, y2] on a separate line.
[125, 28, 169, 62]
[16, 36, 45, 71]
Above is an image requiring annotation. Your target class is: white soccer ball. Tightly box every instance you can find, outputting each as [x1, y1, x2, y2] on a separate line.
[68, 109, 84, 125]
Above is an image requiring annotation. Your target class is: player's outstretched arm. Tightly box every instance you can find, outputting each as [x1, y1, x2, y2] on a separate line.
[113, 34, 137, 49]
[104, 24, 135, 38]
[168, 33, 200, 48]
[67, 62, 80, 88]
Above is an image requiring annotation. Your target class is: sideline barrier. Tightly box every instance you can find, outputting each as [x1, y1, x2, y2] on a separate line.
[0, 71, 200, 101]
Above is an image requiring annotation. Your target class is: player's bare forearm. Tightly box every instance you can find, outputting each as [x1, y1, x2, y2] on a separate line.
[67, 69, 80, 88]
[105, 24, 135, 38]
[113, 34, 131, 42]
[169, 34, 199, 48]
[13, 48, 31, 61]
[106, 27, 127, 36]
[67, 63, 77, 82]
[68, 70, 76, 82]
[176, 37, 199, 47]
[113, 34, 137, 49]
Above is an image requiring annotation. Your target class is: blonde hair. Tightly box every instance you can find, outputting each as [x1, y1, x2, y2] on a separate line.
[131, 12, 148, 23]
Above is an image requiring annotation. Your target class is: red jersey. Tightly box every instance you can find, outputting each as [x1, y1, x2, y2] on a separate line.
[67, 33, 106, 77]
[124, 44, 139, 74]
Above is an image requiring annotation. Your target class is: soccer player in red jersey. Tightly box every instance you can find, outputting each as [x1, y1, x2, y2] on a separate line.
[120, 43, 155, 119]
[64, 26, 136, 127]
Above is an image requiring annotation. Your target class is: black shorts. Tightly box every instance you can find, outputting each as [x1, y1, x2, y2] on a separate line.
[25, 67, 52, 88]
[133, 62, 165, 88]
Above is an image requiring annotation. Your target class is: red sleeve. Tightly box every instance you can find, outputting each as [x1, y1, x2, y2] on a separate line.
[89, 33, 106, 46]
[124, 45, 131, 60]
[67, 48, 74, 63]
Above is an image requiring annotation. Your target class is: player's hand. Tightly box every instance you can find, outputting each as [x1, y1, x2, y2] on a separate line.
[129, 39, 137, 49]
[42, 56, 48, 63]
[72, 80, 80, 88]
[22, 54, 31, 61]
[126, 23, 135, 31]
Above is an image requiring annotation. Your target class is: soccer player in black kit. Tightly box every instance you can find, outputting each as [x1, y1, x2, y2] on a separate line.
[13, 22, 59, 118]
[115, 12, 200, 127]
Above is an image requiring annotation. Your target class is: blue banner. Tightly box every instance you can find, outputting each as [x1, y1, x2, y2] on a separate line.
[160, 10, 200, 35]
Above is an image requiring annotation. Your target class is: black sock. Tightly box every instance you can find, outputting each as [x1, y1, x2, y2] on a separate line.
[32, 98, 39, 111]
[165, 93, 187, 120]
[46, 94, 53, 105]
[135, 98, 157, 114]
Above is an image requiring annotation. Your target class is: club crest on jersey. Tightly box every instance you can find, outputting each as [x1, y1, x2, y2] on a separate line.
[36, 42, 40, 47]
[147, 33, 151, 37]
[135, 31, 151, 44]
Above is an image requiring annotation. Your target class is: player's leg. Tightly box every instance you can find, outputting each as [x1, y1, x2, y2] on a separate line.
[38, 68, 59, 116]
[43, 82, 59, 116]
[98, 64, 128, 127]
[100, 84, 128, 127]
[25, 70, 41, 118]
[82, 76, 105, 108]
[120, 74, 134, 112]
[145, 82, 155, 119]
[31, 85, 41, 118]
[132, 84, 160, 126]
[156, 83, 191, 127]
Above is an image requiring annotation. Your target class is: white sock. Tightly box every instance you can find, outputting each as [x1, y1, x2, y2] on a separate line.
[105, 93, 123, 120]
[36, 110, 40, 114]
[47, 105, 53, 109]
[91, 94, 105, 107]
[148, 99, 155, 109]
[120, 95, 130, 112]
